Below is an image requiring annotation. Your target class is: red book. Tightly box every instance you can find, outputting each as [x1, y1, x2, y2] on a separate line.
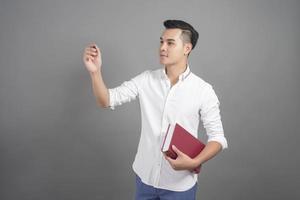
[161, 123, 206, 174]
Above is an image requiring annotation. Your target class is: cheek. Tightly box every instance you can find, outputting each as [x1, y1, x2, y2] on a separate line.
[173, 50, 184, 58]
[169, 47, 179, 54]
[173, 46, 184, 54]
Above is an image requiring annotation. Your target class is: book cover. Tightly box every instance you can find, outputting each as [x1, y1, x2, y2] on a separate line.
[161, 123, 206, 173]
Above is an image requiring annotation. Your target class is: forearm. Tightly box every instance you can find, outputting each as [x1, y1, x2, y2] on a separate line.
[89, 69, 109, 107]
[194, 141, 222, 166]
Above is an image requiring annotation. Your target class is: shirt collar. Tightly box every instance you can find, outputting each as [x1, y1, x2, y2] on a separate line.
[161, 64, 191, 81]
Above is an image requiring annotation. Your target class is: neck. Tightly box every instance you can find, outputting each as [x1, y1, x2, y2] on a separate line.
[165, 60, 188, 84]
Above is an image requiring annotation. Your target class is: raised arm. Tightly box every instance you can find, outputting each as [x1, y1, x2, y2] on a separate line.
[83, 44, 109, 108]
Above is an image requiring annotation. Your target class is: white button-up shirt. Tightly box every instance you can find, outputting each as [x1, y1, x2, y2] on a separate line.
[108, 65, 228, 191]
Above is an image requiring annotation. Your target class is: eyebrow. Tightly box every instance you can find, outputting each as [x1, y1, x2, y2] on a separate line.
[160, 37, 176, 42]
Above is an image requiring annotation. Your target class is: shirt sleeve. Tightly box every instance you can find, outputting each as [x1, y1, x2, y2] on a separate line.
[199, 85, 228, 150]
[108, 70, 148, 110]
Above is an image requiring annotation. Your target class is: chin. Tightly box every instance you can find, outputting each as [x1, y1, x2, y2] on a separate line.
[159, 59, 168, 65]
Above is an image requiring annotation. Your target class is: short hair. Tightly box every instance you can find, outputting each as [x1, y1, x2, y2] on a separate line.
[163, 19, 199, 50]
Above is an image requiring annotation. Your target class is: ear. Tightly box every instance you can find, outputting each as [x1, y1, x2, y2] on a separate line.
[184, 43, 192, 55]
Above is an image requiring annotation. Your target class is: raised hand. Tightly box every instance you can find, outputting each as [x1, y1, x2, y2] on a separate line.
[83, 44, 102, 73]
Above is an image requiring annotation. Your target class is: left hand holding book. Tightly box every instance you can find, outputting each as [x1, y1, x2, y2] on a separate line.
[163, 145, 200, 173]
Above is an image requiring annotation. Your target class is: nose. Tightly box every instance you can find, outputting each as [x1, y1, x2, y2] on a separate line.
[160, 42, 167, 52]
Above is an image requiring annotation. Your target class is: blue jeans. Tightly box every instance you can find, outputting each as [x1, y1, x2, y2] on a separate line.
[135, 175, 197, 200]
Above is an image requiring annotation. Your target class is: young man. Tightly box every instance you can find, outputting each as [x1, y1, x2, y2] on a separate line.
[83, 20, 228, 200]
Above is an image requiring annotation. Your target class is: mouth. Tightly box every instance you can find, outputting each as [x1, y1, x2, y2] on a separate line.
[160, 54, 168, 57]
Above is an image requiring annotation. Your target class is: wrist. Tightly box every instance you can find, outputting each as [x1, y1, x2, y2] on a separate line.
[89, 69, 101, 77]
[190, 159, 198, 169]
[194, 158, 204, 167]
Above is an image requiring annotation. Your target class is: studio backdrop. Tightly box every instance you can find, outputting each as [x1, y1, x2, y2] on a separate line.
[0, 0, 299, 199]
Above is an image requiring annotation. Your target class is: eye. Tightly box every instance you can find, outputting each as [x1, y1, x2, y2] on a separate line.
[168, 42, 174, 45]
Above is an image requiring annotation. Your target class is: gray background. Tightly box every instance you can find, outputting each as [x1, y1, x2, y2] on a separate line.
[1, 0, 299, 199]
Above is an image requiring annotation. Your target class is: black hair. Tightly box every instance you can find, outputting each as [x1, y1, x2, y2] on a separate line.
[163, 20, 199, 50]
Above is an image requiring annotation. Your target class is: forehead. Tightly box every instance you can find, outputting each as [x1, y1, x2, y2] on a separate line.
[160, 28, 182, 40]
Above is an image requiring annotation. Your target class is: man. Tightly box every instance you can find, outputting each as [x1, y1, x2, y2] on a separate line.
[83, 20, 228, 200]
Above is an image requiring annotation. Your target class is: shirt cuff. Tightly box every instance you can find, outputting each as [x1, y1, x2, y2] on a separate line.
[107, 89, 115, 110]
[207, 134, 228, 150]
